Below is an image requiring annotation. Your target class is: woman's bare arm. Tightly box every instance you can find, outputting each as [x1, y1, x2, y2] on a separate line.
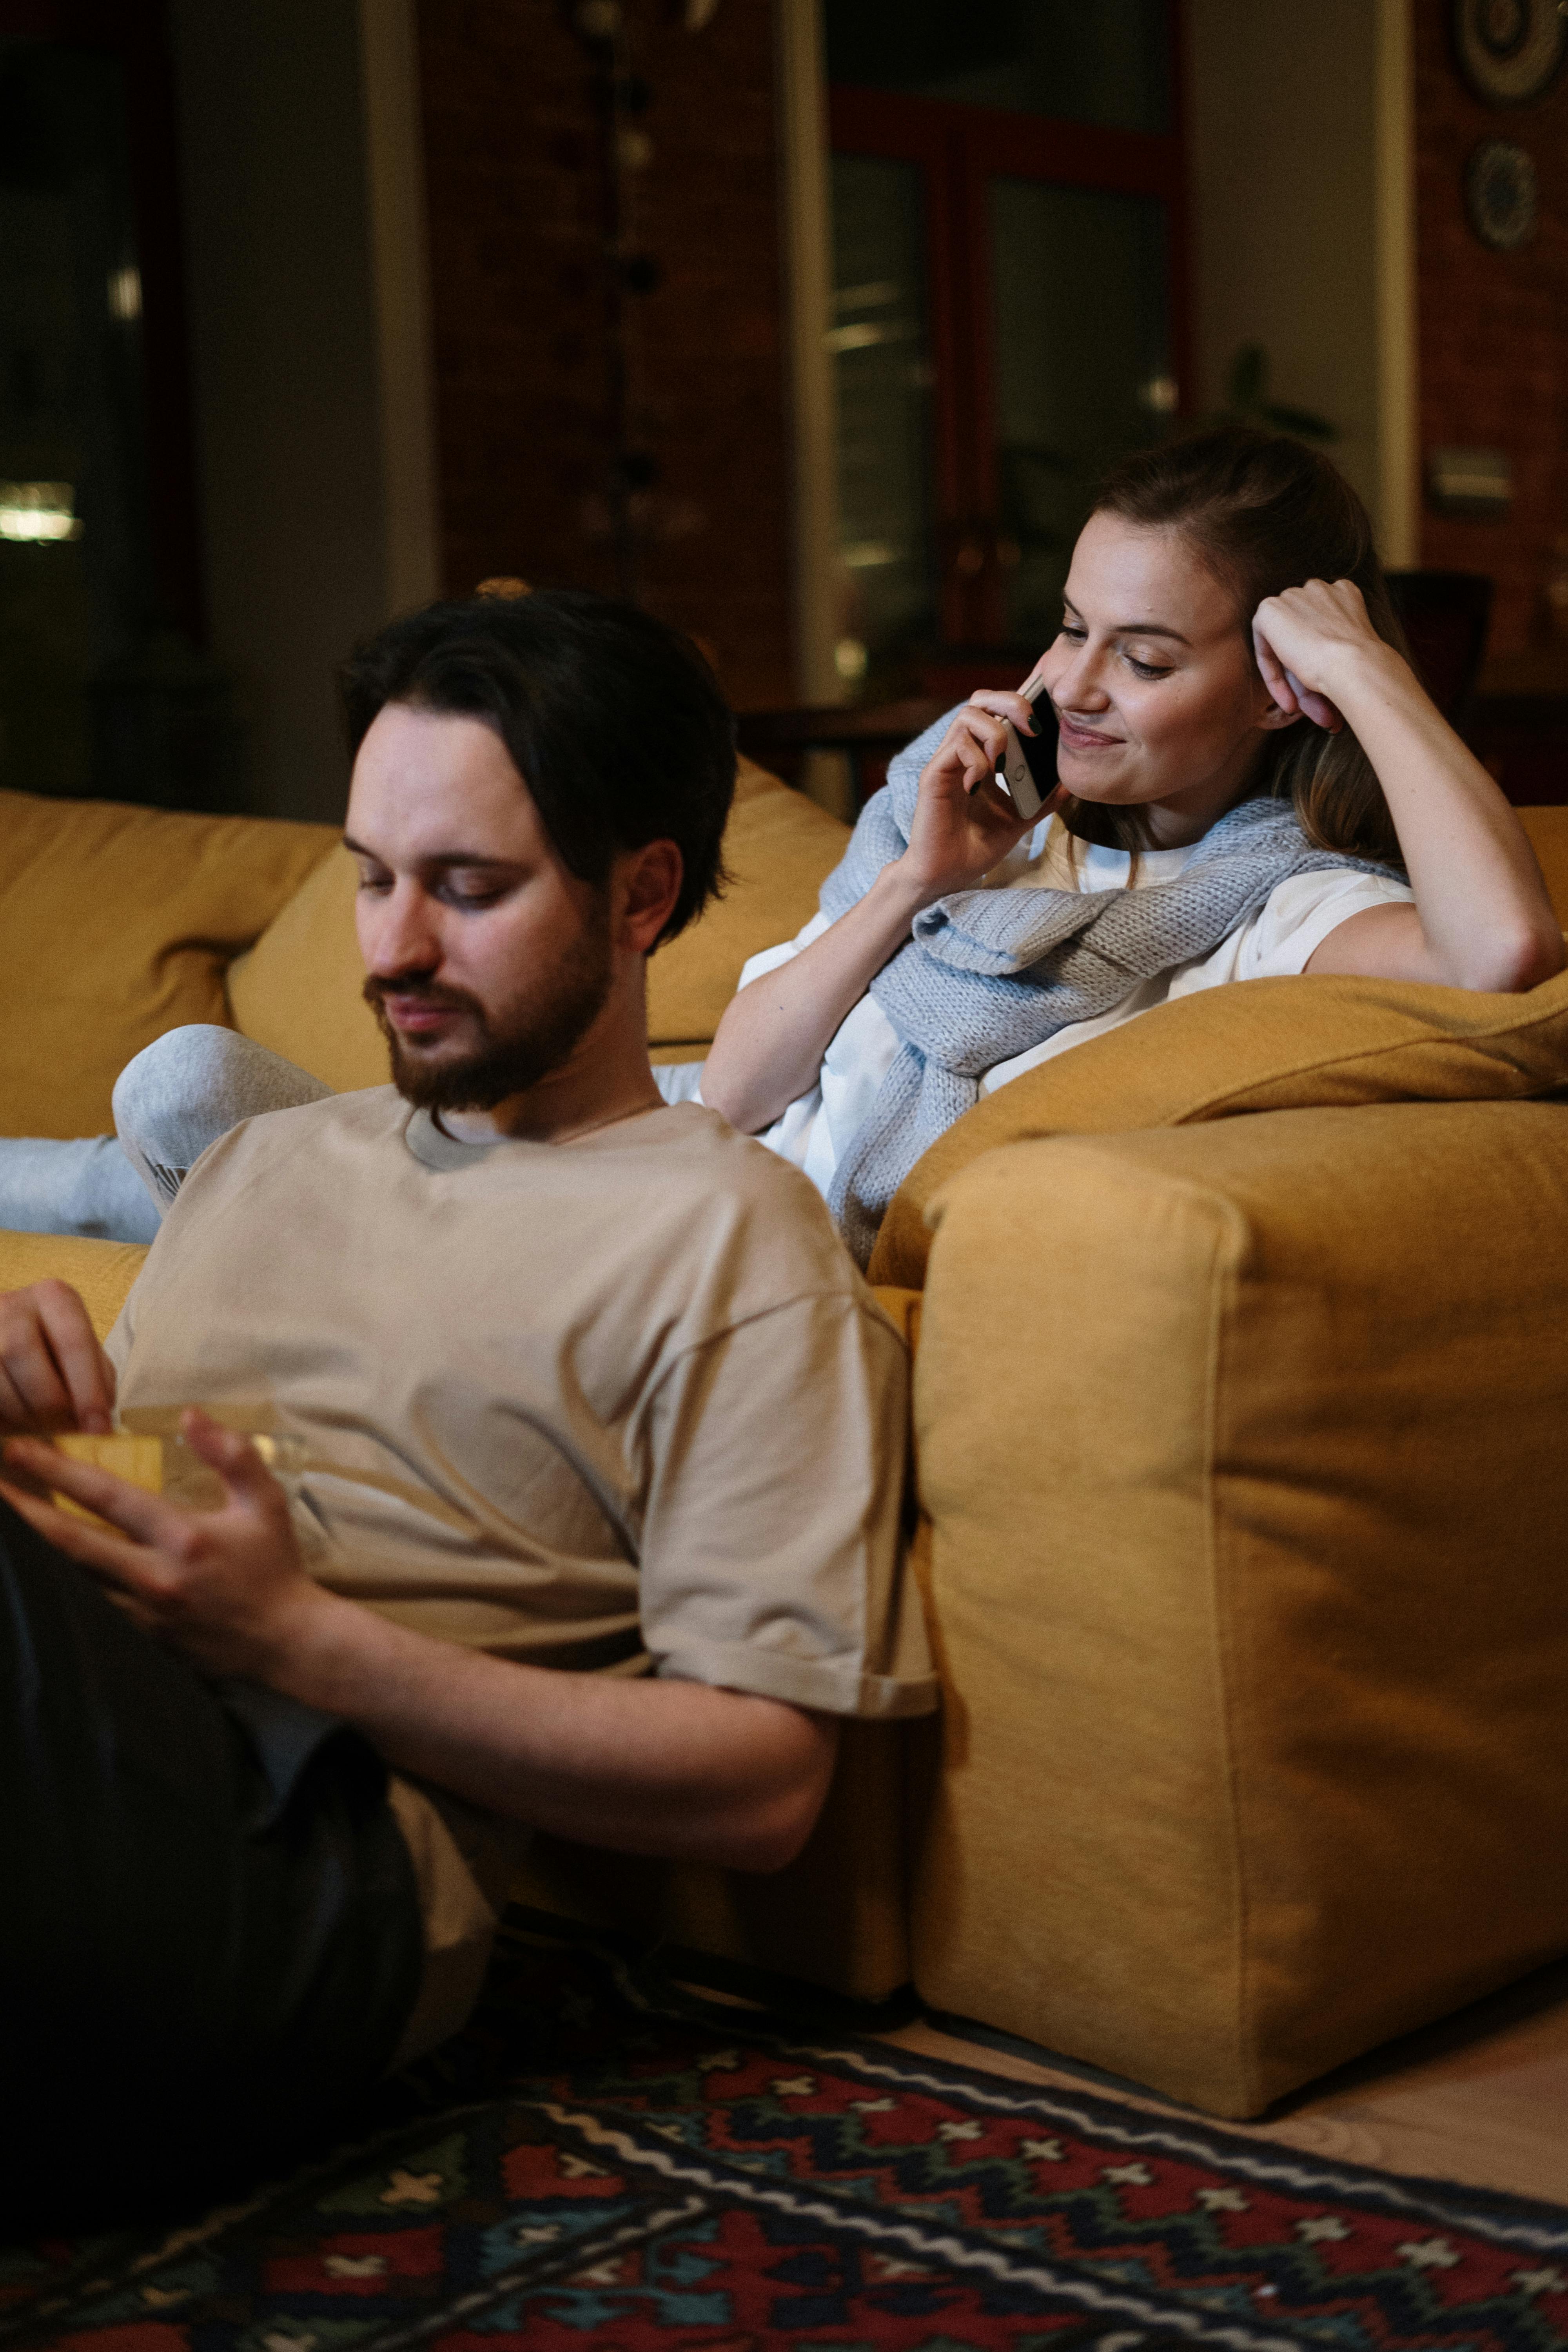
[1252, 582, 1564, 991]
[701, 865, 934, 1134]
[702, 697, 1041, 1133]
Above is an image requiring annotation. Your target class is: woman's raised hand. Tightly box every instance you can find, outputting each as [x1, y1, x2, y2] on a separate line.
[704, 685, 1055, 1136]
[1252, 577, 1404, 736]
[1253, 573, 1561, 994]
[900, 693, 1047, 904]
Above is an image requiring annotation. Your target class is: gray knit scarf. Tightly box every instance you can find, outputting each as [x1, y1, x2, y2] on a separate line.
[818, 705, 1397, 1265]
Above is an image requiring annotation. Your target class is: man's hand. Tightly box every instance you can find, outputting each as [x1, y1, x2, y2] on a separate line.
[2, 1404, 843, 1870]
[0, 1406, 328, 1678]
[1, 1407, 839, 1869]
[0, 1281, 116, 1434]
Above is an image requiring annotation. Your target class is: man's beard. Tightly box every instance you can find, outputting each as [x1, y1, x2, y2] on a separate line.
[363, 906, 614, 1114]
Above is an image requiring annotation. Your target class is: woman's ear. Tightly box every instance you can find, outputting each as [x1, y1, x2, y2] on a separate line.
[1252, 660, 1344, 736]
[615, 838, 684, 954]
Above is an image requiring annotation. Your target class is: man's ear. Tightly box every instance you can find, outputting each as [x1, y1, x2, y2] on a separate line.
[616, 839, 684, 954]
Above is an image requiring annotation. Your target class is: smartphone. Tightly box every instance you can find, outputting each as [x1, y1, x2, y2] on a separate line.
[994, 690, 1058, 821]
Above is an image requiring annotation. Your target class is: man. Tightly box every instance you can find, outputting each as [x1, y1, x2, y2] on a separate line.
[0, 592, 934, 2223]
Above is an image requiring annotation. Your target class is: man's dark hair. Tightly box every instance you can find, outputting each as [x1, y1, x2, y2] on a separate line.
[339, 589, 736, 943]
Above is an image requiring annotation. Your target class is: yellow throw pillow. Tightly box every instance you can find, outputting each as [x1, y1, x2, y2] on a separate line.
[647, 768, 850, 1049]
[870, 965, 1568, 1287]
[227, 846, 388, 1093]
[0, 791, 336, 1138]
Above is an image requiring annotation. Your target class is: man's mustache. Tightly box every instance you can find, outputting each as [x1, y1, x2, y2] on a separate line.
[361, 974, 486, 1022]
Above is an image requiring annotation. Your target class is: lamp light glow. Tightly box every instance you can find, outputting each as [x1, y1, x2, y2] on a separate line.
[0, 483, 83, 544]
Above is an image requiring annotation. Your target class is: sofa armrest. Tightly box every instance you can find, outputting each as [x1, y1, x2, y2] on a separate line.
[910, 1098, 1568, 2114]
[869, 965, 1568, 1290]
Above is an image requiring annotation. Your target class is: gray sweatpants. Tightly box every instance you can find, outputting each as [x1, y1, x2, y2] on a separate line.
[0, 1029, 332, 1244]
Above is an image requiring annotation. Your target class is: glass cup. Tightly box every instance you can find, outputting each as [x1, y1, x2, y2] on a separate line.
[48, 1421, 309, 1517]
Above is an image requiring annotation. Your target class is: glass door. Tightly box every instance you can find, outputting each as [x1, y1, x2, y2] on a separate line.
[828, 154, 939, 693]
[988, 173, 1173, 649]
[825, 0, 1187, 695]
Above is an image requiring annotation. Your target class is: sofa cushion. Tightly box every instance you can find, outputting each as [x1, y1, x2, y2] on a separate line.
[227, 758, 850, 1086]
[0, 791, 336, 1138]
[869, 964, 1568, 1286]
[0, 1229, 147, 1341]
[909, 1099, 1568, 2114]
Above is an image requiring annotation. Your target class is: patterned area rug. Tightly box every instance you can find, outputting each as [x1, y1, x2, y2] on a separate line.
[4, 1926, 1568, 2352]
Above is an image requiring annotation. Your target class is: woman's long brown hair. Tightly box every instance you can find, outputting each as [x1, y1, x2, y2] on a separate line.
[1054, 426, 1410, 865]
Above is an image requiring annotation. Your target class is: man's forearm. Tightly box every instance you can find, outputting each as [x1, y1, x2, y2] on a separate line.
[0, 1406, 840, 1875]
[264, 1584, 839, 1872]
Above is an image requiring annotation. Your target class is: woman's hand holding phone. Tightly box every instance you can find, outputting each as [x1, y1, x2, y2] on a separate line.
[903, 688, 1051, 902]
[704, 676, 1058, 1138]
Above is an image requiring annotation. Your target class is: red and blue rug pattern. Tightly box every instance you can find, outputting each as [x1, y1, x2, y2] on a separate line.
[4, 1931, 1567, 2352]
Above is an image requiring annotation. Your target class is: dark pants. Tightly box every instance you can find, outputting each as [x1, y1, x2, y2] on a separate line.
[0, 1500, 424, 2229]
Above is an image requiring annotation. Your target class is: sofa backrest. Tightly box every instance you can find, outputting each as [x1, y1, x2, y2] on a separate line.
[226, 796, 1568, 1105]
[8, 783, 1563, 1144]
[0, 790, 336, 1139]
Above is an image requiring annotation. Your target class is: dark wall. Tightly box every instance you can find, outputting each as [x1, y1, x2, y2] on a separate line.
[172, 0, 388, 820]
[417, 0, 798, 709]
[1416, 6, 1568, 658]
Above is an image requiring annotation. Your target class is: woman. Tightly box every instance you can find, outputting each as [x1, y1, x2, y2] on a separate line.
[696, 427, 1563, 1263]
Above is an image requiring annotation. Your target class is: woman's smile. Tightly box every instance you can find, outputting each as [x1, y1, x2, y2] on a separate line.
[1056, 712, 1120, 752]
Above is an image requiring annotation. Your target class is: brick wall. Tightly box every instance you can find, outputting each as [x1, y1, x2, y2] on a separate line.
[1415, 5, 1568, 657]
[416, 0, 797, 708]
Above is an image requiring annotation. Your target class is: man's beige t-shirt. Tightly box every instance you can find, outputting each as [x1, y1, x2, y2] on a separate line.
[105, 1089, 935, 2048]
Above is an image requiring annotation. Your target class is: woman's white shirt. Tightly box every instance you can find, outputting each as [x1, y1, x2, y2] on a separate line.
[676, 817, 1413, 1201]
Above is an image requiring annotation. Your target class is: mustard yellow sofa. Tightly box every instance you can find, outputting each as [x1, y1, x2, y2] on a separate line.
[5, 771, 1568, 2121]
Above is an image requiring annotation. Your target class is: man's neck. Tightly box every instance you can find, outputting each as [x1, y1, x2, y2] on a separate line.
[437, 1073, 663, 1149]
[436, 991, 664, 1147]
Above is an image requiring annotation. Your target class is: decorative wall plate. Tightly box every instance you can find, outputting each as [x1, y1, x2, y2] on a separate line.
[1452, 0, 1568, 106]
[1465, 138, 1539, 247]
